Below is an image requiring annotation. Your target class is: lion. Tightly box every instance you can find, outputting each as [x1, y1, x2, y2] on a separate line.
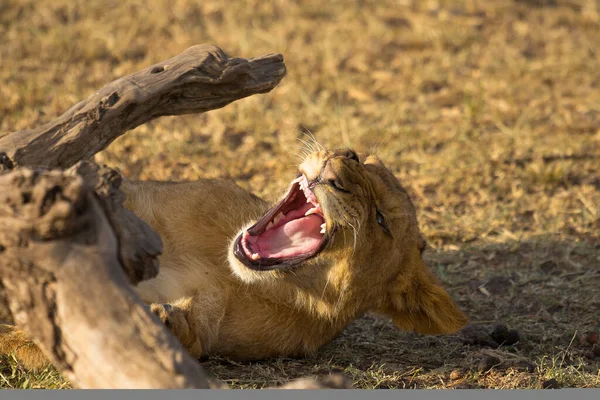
[0, 148, 467, 369]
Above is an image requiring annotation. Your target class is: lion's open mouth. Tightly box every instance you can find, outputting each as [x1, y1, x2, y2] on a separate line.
[233, 175, 328, 270]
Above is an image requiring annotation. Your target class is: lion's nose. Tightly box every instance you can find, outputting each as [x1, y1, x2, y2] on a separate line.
[320, 158, 348, 192]
[341, 149, 359, 162]
[331, 148, 359, 163]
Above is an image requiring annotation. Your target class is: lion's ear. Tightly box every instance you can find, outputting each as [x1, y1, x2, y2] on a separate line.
[384, 253, 468, 335]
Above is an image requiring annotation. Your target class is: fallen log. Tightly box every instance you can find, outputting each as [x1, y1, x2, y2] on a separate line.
[0, 168, 210, 388]
[67, 161, 162, 285]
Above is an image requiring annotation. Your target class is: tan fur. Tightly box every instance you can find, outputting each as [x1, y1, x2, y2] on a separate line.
[0, 325, 51, 370]
[0, 149, 467, 369]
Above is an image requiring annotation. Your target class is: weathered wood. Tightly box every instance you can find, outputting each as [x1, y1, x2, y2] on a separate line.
[0, 152, 14, 173]
[0, 44, 286, 169]
[0, 283, 12, 325]
[0, 168, 210, 388]
[67, 162, 161, 285]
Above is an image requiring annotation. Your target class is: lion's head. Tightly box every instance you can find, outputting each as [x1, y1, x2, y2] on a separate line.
[229, 148, 467, 335]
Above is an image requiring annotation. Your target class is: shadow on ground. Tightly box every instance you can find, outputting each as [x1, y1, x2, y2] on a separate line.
[202, 235, 600, 388]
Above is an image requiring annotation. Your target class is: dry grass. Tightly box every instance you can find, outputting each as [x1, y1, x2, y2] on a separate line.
[1, 0, 599, 389]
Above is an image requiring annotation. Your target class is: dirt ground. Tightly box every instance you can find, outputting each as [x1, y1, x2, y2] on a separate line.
[1, 0, 599, 389]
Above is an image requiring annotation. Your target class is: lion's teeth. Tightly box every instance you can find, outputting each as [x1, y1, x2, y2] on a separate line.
[273, 213, 284, 225]
[243, 230, 250, 239]
[267, 221, 274, 230]
[251, 253, 260, 260]
[305, 207, 319, 216]
[320, 223, 326, 234]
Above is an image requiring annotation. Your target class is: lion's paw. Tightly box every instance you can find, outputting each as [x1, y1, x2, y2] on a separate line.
[150, 303, 176, 329]
[149, 303, 201, 357]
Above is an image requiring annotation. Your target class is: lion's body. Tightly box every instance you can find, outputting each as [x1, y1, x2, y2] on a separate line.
[1, 149, 467, 370]
[123, 179, 350, 360]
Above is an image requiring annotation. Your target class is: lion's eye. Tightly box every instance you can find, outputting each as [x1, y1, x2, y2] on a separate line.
[376, 211, 384, 225]
[376, 210, 391, 235]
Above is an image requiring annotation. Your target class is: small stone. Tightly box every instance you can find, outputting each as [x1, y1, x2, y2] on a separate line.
[490, 324, 509, 338]
[490, 324, 520, 346]
[585, 332, 599, 345]
[515, 360, 536, 373]
[504, 330, 521, 345]
[478, 356, 501, 372]
[459, 324, 497, 347]
[449, 369, 463, 380]
[540, 378, 559, 389]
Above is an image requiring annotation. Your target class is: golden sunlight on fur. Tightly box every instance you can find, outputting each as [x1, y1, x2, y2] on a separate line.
[0, 148, 467, 369]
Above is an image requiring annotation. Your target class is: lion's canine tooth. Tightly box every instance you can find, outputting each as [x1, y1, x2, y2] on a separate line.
[320, 223, 326, 234]
[251, 253, 260, 260]
[243, 230, 250, 239]
[273, 212, 284, 225]
[305, 207, 319, 216]
[297, 177, 307, 189]
[267, 221, 274, 229]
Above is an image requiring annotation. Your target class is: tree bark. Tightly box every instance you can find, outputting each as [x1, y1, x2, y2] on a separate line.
[0, 44, 286, 169]
[66, 161, 162, 285]
[0, 168, 210, 388]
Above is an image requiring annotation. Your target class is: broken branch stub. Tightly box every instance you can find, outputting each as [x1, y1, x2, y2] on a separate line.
[0, 44, 286, 169]
[0, 168, 209, 388]
[67, 162, 161, 285]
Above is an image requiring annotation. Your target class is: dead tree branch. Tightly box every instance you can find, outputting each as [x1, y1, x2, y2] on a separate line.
[0, 168, 209, 388]
[0, 44, 286, 169]
[66, 162, 161, 285]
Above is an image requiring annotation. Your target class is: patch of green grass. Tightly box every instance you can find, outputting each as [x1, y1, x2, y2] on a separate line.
[0, 355, 69, 389]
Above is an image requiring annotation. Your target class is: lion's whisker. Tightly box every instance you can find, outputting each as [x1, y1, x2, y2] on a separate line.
[296, 137, 316, 155]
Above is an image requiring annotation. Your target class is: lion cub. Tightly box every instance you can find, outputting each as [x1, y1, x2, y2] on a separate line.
[1, 148, 467, 367]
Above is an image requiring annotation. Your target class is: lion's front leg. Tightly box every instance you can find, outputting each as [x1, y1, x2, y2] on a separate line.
[150, 297, 203, 359]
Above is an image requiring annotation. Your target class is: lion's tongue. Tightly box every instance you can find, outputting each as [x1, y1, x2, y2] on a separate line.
[247, 215, 323, 259]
